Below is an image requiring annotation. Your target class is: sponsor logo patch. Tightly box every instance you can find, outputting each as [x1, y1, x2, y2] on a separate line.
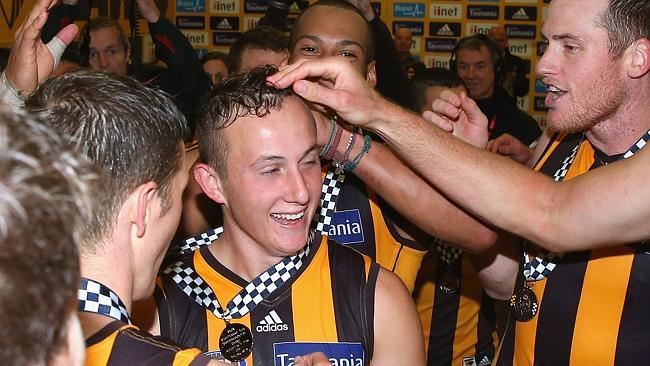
[328, 209, 364, 245]
[425, 37, 456, 53]
[393, 2, 425, 18]
[505, 24, 537, 39]
[467, 5, 499, 19]
[210, 16, 239, 31]
[505, 6, 537, 21]
[429, 22, 461, 37]
[176, 0, 205, 13]
[429, 3, 461, 19]
[274, 342, 364, 366]
[392, 21, 424, 36]
[256, 310, 289, 332]
[176, 15, 205, 29]
[209, 0, 238, 14]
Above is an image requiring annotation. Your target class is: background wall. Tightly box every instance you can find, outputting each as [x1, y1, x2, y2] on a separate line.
[1, 0, 551, 122]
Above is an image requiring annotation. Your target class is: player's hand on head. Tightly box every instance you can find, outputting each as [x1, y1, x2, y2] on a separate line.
[294, 352, 332, 366]
[268, 58, 385, 129]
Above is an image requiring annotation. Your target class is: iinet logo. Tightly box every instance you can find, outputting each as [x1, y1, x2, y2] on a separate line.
[257, 311, 289, 332]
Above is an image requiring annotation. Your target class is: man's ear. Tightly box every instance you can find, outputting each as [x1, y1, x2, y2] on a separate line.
[366, 60, 377, 88]
[626, 38, 650, 79]
[193, 163, 227, 205]
[132, 181, 158, 238]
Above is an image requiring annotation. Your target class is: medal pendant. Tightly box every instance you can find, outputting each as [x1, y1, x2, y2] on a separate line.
[438, 270, 460, 294]
[219, 322, 253, 362]
[510, 284, 539, 322]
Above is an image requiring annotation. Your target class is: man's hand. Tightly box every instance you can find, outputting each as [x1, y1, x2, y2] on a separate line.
[487, 133, 533, 164]
[294, 352, 333, 366]
[422, 91, 489, 149]
[136, 0, 161, 23]
[4, 0, 77, 95]
[268, 58, 387, 129]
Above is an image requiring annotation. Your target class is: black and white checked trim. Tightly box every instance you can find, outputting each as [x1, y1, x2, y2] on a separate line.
[313, 165, 346, 234]
[163, 233, 314, 320]
[524, 129, 650, 281]
[434, 238, 463, 266]
[78, 278, 131, 324]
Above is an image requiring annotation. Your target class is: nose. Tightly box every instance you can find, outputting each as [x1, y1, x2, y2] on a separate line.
[97, 52, 110, 69]
[536, 45, 555, 78]
[284, 168, 310, 206]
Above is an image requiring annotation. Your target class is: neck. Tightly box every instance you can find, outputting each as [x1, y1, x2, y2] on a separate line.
[586, 92, 650, 155]
[398, 51, 409, 61]
[208, 230, 287, 282]
[79, 249, 134, 338]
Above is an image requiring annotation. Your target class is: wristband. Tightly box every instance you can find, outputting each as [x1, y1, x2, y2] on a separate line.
[0, 71, 26, 109]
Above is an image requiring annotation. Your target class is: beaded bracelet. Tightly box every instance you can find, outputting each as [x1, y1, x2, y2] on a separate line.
[341, 132, 357, 163]
[343, 135, 372, 172]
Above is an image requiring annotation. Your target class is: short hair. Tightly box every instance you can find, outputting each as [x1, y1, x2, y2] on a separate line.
[199, 65, 296, 176]
[202, 51, 230, 67]
[25, 71, 189, 252]
[228, 26, 289, 72]
[290, 0, 375, 63]
[599, 0, 650, 57]
[409, 67, 466, 112]
[453, 35, 500, 67]
[0, 110, 93, 365]
[79, 18, 130, 66]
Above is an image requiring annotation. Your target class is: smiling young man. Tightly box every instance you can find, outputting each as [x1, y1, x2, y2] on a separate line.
[155, 67, 424, 365]
[268, 0, 650, 363]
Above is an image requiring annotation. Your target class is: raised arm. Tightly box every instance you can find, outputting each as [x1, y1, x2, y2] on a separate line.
[268, 58, 650, 251]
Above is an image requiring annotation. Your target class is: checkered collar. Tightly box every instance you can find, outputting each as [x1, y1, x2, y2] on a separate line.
[524, 128, 650, 281]
[77, 278, 131, 324]
[165, 232, 315, 321]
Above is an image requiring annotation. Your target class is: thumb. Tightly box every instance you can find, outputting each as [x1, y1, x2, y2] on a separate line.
[56, 23, 79, 45]
[293, 79, 342, 110]
[459, 92, 486, 126]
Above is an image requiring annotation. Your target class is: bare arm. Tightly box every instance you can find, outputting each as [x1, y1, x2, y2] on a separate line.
[268, 58, 650, 252]
[469, 232, 520, 300]
[372, 268, 425, 366]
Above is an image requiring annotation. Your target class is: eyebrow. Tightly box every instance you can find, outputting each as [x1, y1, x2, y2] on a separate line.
[296, 35, 364, 50]
[250, 144, 320, 167]
[542, 33, 586, 42]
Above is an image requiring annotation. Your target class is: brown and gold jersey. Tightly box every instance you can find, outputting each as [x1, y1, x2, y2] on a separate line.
[414, 250, 498, 366]
[85, 321, 211, 366]
[156, 234, 379, 365]
[496, 132, 650, 365]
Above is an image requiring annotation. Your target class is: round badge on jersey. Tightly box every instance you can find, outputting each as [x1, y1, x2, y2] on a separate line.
[438, 271, 460, 294]
[510, 286, 539, 322]
[219, 323, 253, 362]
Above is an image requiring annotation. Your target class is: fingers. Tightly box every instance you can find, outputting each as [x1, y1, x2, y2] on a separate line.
[431, 98, 461, 120]
[422, 110, 454, 132]
[56, 23, 79, 45]
[268, 58, 348, 90]
[292, 79, 348, 112]
[459, 92, 488, 127]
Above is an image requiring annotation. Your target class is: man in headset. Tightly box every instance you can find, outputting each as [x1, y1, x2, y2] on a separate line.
[451, 34, 540, 146]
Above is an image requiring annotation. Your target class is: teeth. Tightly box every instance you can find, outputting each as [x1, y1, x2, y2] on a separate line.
[271, 212, 305, 220]
[548, 85, 562, 93]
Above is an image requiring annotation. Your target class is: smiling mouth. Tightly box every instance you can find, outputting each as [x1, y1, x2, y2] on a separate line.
[270, 211, 306, 225]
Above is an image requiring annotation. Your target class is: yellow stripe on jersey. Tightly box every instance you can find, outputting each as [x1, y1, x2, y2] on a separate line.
[85, 324, 132, 366]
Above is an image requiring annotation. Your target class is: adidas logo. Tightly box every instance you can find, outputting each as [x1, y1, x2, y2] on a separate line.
[256, 310, 289, 332]
[436, 24, 454, 36]
[479, 355, 492, 366]
[217, 18, 231, 29]
[512, 8, 529, 20]
[289, 1, 301, 13]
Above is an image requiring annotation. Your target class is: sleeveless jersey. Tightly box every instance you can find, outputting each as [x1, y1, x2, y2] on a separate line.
[85, 320, 210, 366]
[156, 234, 379, 366]
[324, 167, 429, 292]
[496, 132, 650, 365]
[414, 249, 498, 366]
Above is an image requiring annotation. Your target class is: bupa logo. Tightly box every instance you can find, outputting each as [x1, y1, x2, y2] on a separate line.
[274, 342, 364, 366]
[393, 3, 425, 18]
[204, 350, 247, 365]
[257, 310, 289, 333]
[505, 6, 537, 21]
[328, 209, 364, 245]
[176, 0, 205, 13]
